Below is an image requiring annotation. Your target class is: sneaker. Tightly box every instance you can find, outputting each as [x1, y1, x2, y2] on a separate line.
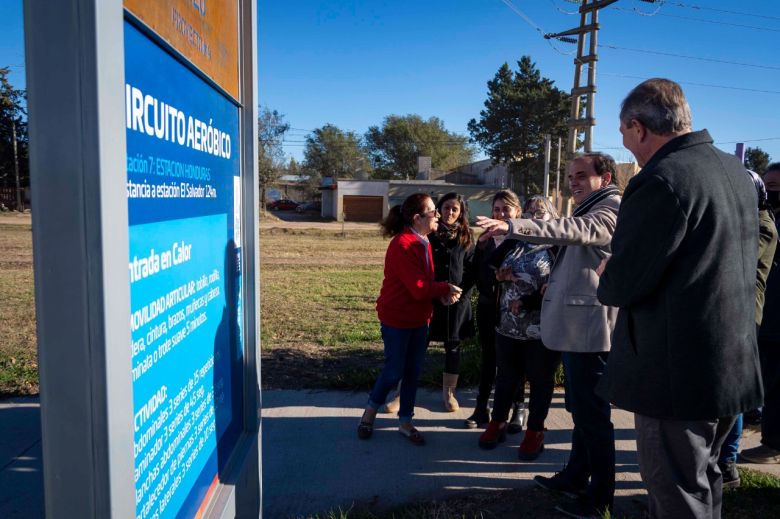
[464, 407, 490, 429]
[518, 429, 545, 461]
[740, 444, 780, 464]
[533, 473, 585, 499]
[555, 497, 610, 519]
[507, 402, 527, 434]
[718, 460, 740, 490]
[478, 420, 507, 450]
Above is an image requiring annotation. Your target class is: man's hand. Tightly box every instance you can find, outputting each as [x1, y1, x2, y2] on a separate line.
[596, 257, 610, 277]
[475, 216, 510, 240]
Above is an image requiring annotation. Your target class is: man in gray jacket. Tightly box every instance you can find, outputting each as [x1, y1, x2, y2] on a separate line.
[477, 153, 620, 518]
[597, 79, 761, 519]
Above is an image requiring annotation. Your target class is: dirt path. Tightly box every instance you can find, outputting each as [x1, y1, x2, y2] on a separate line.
[0, 213, 32, 226]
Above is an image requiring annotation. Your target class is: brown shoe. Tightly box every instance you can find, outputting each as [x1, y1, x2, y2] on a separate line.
[357, 421, 373, 440]
[518, 429, 545, 460]
[479, 420, 507, 450]
[398, 425, 425, 446]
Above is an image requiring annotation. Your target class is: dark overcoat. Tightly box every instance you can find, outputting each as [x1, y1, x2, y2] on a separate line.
[596, 130, 762, 420]
[428, 232, 475, 342]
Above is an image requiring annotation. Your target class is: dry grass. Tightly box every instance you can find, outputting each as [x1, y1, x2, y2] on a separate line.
[0, 224, 37, 395]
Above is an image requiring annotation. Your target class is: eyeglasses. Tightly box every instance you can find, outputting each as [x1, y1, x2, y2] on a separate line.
[419, 209, 440, 218]
[523, 210, 547, 219]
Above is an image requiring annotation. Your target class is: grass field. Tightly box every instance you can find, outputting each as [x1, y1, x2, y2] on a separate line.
[0, 224, 484, 394]
[0, 224, 37, 395]
[258, 227, 486, 390]
[2, 221, 780, 517]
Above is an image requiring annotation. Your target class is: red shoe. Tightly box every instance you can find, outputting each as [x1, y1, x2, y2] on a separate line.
[478, 420, 507, 450]
[518, 429, 545, 460]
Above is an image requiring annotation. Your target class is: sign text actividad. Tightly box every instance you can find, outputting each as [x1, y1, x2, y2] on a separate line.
[125, 83, 232, 159]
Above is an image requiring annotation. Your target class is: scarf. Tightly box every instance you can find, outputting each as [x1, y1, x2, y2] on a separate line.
[436, 221, 459, 242]
[555, 185, 620, 267]
[572, 185, 620, 218]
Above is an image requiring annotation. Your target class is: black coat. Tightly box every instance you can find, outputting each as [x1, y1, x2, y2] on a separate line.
[428, 232, 475, 342]
[759, 225, 780, 342]
[597, 130, 762, 420]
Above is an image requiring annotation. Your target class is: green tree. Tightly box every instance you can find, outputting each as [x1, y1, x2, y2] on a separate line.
[303, 124, 370, 181]
[365, 114, 474, 180]
[468, 56, 570, 196]
[745, 146, 770, 175]
[0, 67, 28, 210]
[258, 107, 289, 208]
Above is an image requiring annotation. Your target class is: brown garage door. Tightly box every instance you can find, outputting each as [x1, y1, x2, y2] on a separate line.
[343, 196, 383, 222]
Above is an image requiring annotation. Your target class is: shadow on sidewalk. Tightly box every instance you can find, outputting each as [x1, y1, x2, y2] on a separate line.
[0, 399, 44, 519]
[261, 389, 646, 518]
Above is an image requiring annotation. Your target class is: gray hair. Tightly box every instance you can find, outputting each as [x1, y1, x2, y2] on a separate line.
[620, 78, 692, 135]
[524, 195, 560, 219]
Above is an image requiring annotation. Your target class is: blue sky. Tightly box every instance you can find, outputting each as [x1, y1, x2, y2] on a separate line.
[3, 1, 779, 164]
[260, 0, 780, 164]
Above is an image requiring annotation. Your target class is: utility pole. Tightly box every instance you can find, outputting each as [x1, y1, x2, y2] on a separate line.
[543, 134, 551, 198]
[12, 119, 22, 211]
[555, 136, 562, 210]
[545, 0, 619, 156]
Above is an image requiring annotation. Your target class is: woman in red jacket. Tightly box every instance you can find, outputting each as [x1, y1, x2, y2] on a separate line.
[357, 193, 462, 445]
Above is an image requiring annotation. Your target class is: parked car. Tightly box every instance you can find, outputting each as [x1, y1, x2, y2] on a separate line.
[295, 201, 322, 213]
[267, 199, 299, 211]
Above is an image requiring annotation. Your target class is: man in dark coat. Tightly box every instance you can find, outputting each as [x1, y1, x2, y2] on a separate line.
[742, 163, 780, 464]
[596, 78, 762, 519]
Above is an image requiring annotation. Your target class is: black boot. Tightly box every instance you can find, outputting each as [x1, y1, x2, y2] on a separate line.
[718, 460, 741, 490]
[464, 405, 490, 429]
[507, 401, 526, 434]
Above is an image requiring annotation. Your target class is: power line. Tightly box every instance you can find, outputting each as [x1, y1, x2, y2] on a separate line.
[613, 6, 780, 33]
[596, 136, 780, 150]
[627, 0, 663, 17]
[547, 0, 580, 15]
[499, 0, 546, 37]
[716, 137, 780, 145]
[499, 0, 576, 55]
[599, 44, 780, 72]
[657, 1, 780, 22]
[600, 72, 780, 95]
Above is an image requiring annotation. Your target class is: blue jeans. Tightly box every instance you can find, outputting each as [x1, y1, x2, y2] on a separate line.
[719, 414, 743, 463]
[561, 351, 615, 510]
[368, 323, 429, 422]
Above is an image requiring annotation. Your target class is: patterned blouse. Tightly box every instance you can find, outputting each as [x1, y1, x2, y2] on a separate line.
[495, 241, 554, 340]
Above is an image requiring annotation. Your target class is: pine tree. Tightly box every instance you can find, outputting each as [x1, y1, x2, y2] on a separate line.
[468, 57, 569, 196]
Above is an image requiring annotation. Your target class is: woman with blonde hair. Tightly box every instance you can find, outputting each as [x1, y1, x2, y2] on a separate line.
[465, 189, 526, 430]
[477, 195, 561, 461]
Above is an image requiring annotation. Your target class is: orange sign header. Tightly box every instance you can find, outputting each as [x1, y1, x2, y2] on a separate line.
[124, 0, 239, 99]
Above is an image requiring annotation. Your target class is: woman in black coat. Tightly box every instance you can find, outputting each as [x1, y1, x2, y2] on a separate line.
[465, 189, 525, 429]
[429, 192, 476, 411]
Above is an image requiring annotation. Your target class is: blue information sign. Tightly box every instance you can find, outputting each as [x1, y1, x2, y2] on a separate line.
[124, 20, 244, 519]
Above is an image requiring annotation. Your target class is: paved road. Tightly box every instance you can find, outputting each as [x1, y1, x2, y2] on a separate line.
[2, 390, 777, 518]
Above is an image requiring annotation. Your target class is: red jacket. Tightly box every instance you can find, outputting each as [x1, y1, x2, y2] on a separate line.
[376, 227, 451, 328]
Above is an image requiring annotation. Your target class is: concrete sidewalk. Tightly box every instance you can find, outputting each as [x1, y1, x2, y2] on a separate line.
[260, 388, 778, 518]
[1, 391, 777, 518]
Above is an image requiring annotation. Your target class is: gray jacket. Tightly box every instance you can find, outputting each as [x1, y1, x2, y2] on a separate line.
[507, 193, 621, 352]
